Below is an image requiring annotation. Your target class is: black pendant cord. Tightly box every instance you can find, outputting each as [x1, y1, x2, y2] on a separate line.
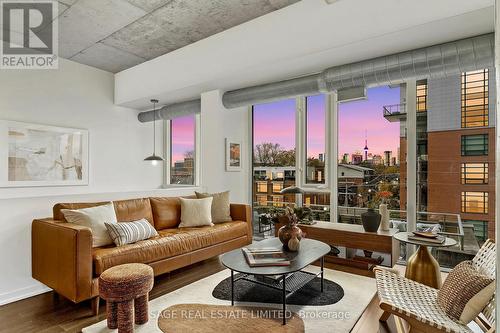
[152, 101, 156, 155]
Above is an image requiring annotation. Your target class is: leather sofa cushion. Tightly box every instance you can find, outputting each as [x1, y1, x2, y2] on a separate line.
[113, 198, 154, 225]
[150, 195, 196, 230]
[92, 221, 248, 275]
[150, 197, 182, 230]
[53, 198, 154, 225]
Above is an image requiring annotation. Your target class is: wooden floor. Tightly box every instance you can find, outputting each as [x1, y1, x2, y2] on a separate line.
[0, 257, 397, 333]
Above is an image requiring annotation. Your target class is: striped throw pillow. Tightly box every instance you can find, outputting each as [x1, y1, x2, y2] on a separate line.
[105, 219, 158, 247]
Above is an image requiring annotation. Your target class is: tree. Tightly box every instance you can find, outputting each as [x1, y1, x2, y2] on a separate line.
[254, 142, 296, 166]
[254, 142, 281, 165]
[276, 149, 295, 166]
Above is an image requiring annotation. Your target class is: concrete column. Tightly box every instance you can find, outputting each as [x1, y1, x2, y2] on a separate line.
[406, 79, 417, 255]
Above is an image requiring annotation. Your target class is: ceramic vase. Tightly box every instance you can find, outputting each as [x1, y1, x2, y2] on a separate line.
[288, 236, 300, 252]
[278, 221, 302, 250]
[379, 203, 390, 231]
[361, 208, 381, 232]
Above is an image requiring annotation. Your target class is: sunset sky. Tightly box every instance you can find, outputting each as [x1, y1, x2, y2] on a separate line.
[171, 86, 401, 164]
[253, 86, 401, 159]
[171, 115, 195, 164]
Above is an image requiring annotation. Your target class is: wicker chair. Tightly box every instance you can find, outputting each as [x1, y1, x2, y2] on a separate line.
[375, 239, 496, 333]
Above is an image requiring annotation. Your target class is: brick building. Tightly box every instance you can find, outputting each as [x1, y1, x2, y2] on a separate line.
[388, 69, 496, 240]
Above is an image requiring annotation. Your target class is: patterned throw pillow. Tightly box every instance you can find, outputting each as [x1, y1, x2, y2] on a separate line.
[105, 219, 158, 247]
[437, 260, 495, 324]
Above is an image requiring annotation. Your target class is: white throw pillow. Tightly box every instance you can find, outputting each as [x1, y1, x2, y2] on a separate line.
[61, 202, 118, 247]
[178, 197, 213, 228]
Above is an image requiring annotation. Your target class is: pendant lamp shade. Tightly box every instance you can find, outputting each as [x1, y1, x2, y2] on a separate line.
[144, 99, 164, 165]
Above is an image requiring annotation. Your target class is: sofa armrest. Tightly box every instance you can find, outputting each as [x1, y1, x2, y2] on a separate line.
[32, 218, 93, 303]
[230, 204, 253, 241]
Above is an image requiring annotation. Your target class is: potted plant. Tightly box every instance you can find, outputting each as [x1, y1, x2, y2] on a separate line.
[361, 196, 381, 232]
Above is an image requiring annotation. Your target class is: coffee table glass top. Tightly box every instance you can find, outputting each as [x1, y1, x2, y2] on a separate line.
[221, 238, 330, 275]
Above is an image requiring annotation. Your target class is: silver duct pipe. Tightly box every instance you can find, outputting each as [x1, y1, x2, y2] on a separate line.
[222, 33, 494, 108]
[138, 99, 201, 123]
[222, 74, 321, 108]
[319, 33, 494, 91]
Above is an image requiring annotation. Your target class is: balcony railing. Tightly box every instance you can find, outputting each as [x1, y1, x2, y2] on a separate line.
[383, 103, 406, 117]
[253, 202, 464, 249]
[383, 103, 428, 123]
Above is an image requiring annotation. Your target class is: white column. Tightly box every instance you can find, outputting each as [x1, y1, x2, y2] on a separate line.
[494, 0, 500, 330]
[295, 97, 305, 207]
[406, 79, 417, 255]
[327, 92, 339, 222]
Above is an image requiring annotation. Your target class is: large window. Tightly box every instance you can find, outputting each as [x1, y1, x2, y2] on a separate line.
[461, 163, 488, 185]
[169, 115, 196, 185]
[461, 134, 488, 156]
[461, 191, 488, 214]
[461, 69, 489, 128]
[305, 95, 326, 184]
[252, 99, 296, 235]
[338, 86, 402, 211]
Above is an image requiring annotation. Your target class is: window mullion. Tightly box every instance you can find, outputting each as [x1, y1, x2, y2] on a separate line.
[328, 92, 338, 223]
[163, 119, 171, 187]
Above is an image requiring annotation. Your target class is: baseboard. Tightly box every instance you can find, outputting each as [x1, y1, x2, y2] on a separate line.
[0, 284, 51, 306]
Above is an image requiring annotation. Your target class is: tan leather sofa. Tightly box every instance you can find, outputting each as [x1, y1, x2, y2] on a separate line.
[32, 197, 252, 313]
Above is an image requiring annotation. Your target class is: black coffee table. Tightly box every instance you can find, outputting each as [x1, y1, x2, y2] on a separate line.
[221, 238, 330, 325]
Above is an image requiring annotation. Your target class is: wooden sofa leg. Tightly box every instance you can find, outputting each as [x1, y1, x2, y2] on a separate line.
[52, 291, 60, 303]
[91, 297, 100, 316]
[379, 310, 391, 322]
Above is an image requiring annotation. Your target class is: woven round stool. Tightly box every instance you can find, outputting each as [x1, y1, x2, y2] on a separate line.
[99, 263, 154, 333]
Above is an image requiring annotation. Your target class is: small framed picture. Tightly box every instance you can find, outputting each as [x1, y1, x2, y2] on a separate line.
[225, 138, 242, 171]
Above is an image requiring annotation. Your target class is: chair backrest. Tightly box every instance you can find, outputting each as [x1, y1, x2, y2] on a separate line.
[472, 239, 496, 328]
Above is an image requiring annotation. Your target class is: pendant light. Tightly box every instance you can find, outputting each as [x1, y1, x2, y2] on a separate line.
[144, 99, 164, 165]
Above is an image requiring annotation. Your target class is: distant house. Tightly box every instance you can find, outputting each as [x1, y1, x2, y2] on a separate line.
[338, 164, 374, 185]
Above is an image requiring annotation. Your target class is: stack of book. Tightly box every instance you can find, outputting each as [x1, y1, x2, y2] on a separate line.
[242, 247, 291, 267]
[408, 231, 445, 244]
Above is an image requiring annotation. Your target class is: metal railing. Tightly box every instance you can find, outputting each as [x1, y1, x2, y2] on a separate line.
[383, 103, 406, 117]
[253, 202, 464, 249]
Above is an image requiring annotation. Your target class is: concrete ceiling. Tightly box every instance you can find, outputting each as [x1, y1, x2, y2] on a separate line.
[52, 0, 300, 73]
[115, 0, 495, 109]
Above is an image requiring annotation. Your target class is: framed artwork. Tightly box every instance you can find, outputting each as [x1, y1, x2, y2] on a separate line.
[225, 138, 242, 171]
[0, 120, 89, 187]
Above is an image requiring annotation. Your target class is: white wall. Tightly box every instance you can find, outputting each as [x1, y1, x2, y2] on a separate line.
[0, 59, 201, 305]
[200, 90, 250, 204]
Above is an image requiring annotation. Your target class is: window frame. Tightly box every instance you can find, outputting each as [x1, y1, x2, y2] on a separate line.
[416, 80, 427, 112]
[298, 95, 332, 189]
[461, 69, 489, 128]
[461, 162, 489, 185]
[303, 94, 328, 186]
[461, 134, 489, 156]
[461, 191, 489, 214]
[163, 113, 201, 187]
